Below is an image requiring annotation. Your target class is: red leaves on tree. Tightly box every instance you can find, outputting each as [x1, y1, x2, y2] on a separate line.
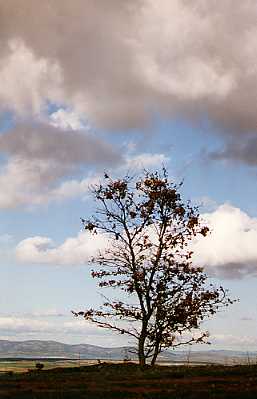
[74, 169, 235, 366]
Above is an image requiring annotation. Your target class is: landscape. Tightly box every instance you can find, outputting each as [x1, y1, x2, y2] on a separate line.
[1, 340, 257, 366]
[2, 355, 257, 398]
[1, 340, 257, 398]
[2, 1, 257, 398]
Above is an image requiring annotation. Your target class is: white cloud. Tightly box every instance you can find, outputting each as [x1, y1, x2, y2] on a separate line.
[211, 333, 257, 349]
[0, 316, 50, 333]
[0, 156, 95, 208]
[15, 202, 257, 277]
[193, 204, 257, 277]
[3, 313, 256, 349]
[48, 175, 100, 202]
[49, 108, 85, 131]
[197, 196, 219, 212]
[125, 153, 170, 170]
[0, 156, 62, 208]
[16, 231, 108, 266]
[0, 314, 129, 346]
[0, 315, 97, 335]
[0, 39, 62, 116]
[0, 128, 170, 208]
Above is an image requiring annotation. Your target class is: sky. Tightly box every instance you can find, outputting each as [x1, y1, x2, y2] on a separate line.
[1, 0, 257, 351]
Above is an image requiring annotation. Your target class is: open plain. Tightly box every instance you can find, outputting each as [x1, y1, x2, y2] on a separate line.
[1, 362, 257, 399]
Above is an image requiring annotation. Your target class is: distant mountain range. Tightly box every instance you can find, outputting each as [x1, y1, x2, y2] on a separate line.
[0, 340, 256, 364]
[0, 340, 128, 360]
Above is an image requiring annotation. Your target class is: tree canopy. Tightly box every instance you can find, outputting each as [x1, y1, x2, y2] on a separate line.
[73, 169, 234, 366]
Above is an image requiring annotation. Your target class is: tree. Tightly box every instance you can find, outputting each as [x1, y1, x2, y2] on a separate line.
[73, 169, 234, 366]
[35, 362, 44, 371]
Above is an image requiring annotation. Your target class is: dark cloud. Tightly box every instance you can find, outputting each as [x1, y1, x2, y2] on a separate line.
[0, 0, 257, 134]
[0, 123, 121, 167]
[210, 137, 257, 167]
[0, 122, 122, 208]
[210, 262, 257, 280]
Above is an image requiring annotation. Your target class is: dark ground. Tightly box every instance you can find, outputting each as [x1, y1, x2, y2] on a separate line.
[1, 362, 257, 398]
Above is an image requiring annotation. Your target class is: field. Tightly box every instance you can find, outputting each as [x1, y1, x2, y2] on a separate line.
[0, 359, 99, 373]
[1, 362, 257, 398]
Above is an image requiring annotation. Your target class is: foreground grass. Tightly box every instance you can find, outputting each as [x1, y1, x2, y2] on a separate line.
[1, 362, 257, 398]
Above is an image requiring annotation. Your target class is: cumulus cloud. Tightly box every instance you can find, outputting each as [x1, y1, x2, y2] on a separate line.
[16, 203, 257, 278]
[193, 204, 257, 278]
[0, 39, 62, 116]
[47, 176, 100, 202]
[16, 231, 108, 266]
[0, 157, 61, 208]
[0, 157, 96, 207]
[0, 123, 121, 208]
[0, 121, 169, 207]
[1, 0, 257, 141]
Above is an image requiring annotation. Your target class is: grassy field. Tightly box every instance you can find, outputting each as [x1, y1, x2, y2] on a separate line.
[0, 359, 99, 373]
[1, 362, 257, 398]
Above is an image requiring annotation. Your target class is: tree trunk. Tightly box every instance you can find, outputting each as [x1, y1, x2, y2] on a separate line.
[138, 337, 146, 366]
[150, 342, 160, 366]
[138, 328, 147, 367]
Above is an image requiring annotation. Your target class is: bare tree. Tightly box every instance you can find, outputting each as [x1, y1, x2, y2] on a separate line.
[73, 169, 234, 366]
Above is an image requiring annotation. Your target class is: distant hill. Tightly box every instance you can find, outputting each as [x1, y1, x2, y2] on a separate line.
[0, 339, 256, 364]
[0, 340, 129, 360]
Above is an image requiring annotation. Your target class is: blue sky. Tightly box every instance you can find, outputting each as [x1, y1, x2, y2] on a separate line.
[1, 1, 257, 351]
